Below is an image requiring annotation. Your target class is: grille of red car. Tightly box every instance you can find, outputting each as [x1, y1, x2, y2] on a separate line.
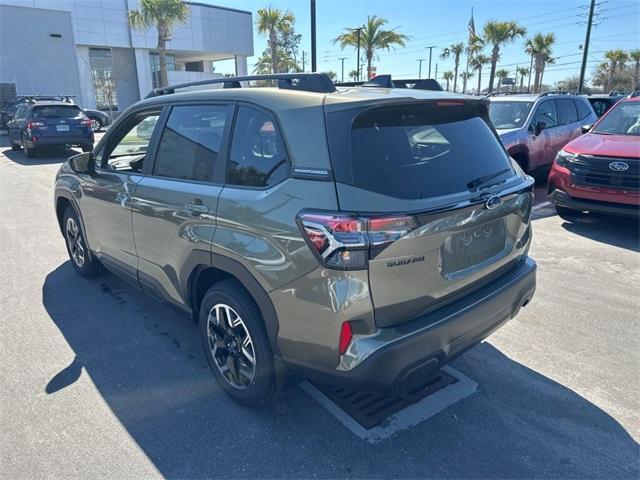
[569, 155, 639, 191]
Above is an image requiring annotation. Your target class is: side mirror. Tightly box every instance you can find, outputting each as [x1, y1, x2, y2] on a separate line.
[69, 152, 95, 175]
[581, 124, 593, 134]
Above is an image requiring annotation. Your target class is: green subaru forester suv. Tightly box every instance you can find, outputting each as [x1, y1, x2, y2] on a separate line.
[54, 74, 536, 405]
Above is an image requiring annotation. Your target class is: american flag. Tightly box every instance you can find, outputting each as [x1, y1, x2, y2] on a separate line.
[468, 8, 476, 42]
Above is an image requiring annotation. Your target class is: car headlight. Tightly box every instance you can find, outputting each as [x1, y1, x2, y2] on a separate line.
[555, 150, 576, 167]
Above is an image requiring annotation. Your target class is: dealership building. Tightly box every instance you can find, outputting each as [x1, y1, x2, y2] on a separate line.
[0, 0, 254, 111]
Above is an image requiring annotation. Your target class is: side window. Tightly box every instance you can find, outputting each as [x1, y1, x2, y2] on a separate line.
[227, 106, 290, 187]
[575, 99, 593, 120]
[532, 101, 557, 129]
[103, 112, 160, 172]
[556, 99, 578, 125]
[14, 105, 26, 120]
[153, 105, 230, 182]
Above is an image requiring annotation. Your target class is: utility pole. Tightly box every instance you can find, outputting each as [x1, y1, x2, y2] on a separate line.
[302, 51, 306, 72]
[339, 57, 347, 82]
[435, 63, 439, 81]
[578, 0, 596, 93]
[310, 0, 317, 72]
[353, 27, 364, 81]
[417, 59, 425, 79]
[426, 45, 436, 78]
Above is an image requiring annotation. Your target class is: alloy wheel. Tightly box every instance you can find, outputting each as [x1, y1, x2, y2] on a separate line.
[207, 303, 256, 390]
[90, 119, 101, 132]
[66, 217, 85, 267]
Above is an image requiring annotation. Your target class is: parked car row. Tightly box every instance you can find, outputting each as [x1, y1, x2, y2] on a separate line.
[487, 91, 639, 218]
[1, 95, 111, 133]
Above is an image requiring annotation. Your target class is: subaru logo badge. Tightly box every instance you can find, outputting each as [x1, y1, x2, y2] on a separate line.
[485, 195, 502, 210]
[609, 161, 629, 172]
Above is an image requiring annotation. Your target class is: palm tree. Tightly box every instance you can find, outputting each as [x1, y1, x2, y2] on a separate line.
[464, 35, 484, 93]
[348, 69, 359, 81]
[525, 33, 556, 93]
[604, 49, 628, 92]
[496, 68, 509, 92]
[442, 71, 454, 91]
[460, 71, 474, 93]
[256, 7, 295, 74]
[470, 54, 490, 94]
[516, 67, 529, 91]
[334, 15, 409, 80]
[440, 43, 465, 92]
[128, 0, 189, 88]
[483, 20, 527, 93]
[627, 49, 640, 90]
[539, 53, 555, 91]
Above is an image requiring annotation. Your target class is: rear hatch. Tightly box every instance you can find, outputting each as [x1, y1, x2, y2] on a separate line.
[30, 105, 88, 137]
[324, 99, 534, 327]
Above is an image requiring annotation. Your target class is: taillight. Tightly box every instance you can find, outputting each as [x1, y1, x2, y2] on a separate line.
[26, 121, 44, 129]
[297, 211, 417, 270]
[338, 322, 353, 355]
[83, 118, 92, 128]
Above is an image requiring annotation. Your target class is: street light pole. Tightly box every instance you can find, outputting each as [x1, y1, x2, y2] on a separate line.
[339, 57, 347, 82]
[310, 0, 317, 72]
[417, 59, 425, 79]
[426, 45, 436, 78]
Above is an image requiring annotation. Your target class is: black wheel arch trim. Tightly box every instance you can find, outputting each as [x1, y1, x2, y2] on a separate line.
[190, 254, 281, 355]
[54, 189, 96, 265]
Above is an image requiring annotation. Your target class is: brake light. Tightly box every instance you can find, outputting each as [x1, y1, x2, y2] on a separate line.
[297, 212, 417, 270]
[338, 322, 353, 355]
[83, 118, 92, 128]
[437, 100, 465, 106]
[26, 121, 44, 129]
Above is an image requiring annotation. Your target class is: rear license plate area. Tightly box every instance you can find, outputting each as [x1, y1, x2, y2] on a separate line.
[56, 125, 70, 132]
[441, 219, 506, 274]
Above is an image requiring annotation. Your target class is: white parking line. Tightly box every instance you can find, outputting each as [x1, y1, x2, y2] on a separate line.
[532, 201, 552, 212]
[300, 366, 478, 443]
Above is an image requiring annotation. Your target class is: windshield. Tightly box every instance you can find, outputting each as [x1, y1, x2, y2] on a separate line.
[31, 105, 82, 119]
[326, 103, 514, 200]
[488, 101, 533, 129]
[593, 101, 640, 136]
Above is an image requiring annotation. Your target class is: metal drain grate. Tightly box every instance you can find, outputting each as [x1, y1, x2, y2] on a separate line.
[312, 370, 458, 429]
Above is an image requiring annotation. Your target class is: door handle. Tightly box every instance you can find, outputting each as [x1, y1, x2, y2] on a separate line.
[185, 202, 209, 214]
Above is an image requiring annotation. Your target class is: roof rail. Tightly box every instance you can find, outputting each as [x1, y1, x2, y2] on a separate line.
[146, 73, 336, 98]
[485, 91, 532, 97]
[335, 75, 443, 91]
[539, 90, 578, 97]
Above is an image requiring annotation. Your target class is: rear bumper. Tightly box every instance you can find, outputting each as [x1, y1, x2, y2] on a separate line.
[26, 135, 92, 147]
[549, 188, 640, 218]
[285, 257, 536, 394]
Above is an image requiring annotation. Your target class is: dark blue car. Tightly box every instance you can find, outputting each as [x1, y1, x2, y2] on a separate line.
[7, 101, 94, 158]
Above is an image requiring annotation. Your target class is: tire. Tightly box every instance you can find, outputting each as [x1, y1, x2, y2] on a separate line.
[23, 145, 37, 158]
[10, 134, 21, 151]
[89, 117, 102, 133]
[199, 279, 276, 405]
[81, 144, 93, 153]
[62, 206, 102, 277]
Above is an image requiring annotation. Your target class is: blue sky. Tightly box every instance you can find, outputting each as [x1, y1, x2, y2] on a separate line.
[207, 0, 639, 89]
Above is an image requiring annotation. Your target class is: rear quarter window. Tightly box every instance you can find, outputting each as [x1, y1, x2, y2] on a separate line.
[326, 102, 514, 200]
[556, 99, 578, 125]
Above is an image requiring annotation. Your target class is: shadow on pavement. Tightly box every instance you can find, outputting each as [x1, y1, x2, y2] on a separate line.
[42, 262, 639, 479]
[560, 213, 640, 252]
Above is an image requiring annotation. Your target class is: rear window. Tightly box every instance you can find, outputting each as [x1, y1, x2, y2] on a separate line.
[31, 105, 81, 119]
[327, 102, 514, 200]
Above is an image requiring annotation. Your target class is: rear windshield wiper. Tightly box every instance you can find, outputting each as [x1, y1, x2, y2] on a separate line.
[467, 168, 512, 191]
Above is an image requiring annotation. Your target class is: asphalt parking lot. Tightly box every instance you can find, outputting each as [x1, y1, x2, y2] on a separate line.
[1, 133, 638, 479]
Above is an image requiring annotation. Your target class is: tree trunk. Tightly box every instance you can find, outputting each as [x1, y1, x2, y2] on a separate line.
[487, 45, 499, 93]
[445, 78, 450, 91]
[540, 63, 546, 92]
[453, 56, 459, 93]
[476, 67, 482, 94]
[269, 29, 278, 73]
[519, 75, 524, 91]
[607, 61, 617, 92]
[367, 50, 373, 79]
[635, 61, 640, 90]
[157, 26, 169, 88]
[533, 56, 542, 94]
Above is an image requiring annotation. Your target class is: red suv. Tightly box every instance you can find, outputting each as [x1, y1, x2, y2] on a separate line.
[548, 95, 640, 217]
